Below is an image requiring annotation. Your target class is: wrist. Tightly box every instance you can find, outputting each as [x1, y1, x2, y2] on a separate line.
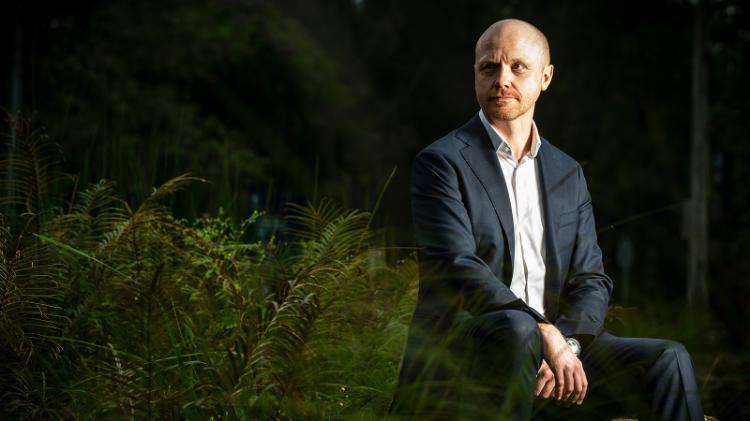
[537, 322, 559, 336]
[537, 323, 567, 355]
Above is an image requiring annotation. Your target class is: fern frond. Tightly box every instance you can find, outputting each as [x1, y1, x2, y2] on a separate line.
[233, 277, 321, 415]
[0, 116, 65, 218]
[0, 224, 67, 362]
[286, 198, 371, 266]
[135, 173, 205, 215]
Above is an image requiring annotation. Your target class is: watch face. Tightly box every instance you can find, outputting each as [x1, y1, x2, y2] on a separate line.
[566, 338, 581, 356]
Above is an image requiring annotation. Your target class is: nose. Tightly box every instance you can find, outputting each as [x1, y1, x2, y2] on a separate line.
[494, 65, 511, 88]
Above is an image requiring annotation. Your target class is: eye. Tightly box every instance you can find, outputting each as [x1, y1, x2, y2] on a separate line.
[479, 62, 498, 74]
[511, 62, 528, 72]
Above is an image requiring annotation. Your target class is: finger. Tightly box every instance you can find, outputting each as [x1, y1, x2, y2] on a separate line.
[567, 367, 583, 405]
[535, 373, 548, 396]
[563, 368, 575, 402]
[576, 381, 587, 406]
[554, 368, 565, 400]
[577, 372, 588, 405]
[535, 364, 548, 396]
[537, 359, 548, 373]
[535, 377, 542, 396]
[567, 370, 582, 407]
[541, 375, 555, 399]
[535, 372, 545, 396]
[537, 367, 554, 399]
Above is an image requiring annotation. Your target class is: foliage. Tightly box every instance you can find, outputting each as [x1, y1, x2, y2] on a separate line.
[0, 117, 418, 419]
[3, 0, 748, 417]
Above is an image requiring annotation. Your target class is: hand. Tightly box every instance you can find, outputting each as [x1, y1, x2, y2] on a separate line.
[537, 323, 588, 406]
[535, 359, 555, 399]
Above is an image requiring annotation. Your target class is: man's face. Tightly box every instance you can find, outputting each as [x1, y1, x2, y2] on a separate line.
[474, 26, 553, 124]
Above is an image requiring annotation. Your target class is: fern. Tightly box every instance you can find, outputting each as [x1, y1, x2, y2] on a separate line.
[0, 222, 69, 418]
[0, 115, 65, 225]
[0, 116, 417, 419]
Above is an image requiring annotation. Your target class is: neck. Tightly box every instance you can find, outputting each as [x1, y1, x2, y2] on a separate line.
[489, 110, 534, 161]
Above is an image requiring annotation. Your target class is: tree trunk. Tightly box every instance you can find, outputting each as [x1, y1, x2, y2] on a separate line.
[687, 0, 709, 310]
[6, 8, 23, 202]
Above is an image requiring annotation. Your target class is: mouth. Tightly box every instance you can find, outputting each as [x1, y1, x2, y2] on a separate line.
[490, 95, 517, 104]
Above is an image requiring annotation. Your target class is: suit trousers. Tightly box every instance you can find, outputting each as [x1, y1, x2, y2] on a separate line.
[391, 309, 704, 420]
[533, 330, 704, 421]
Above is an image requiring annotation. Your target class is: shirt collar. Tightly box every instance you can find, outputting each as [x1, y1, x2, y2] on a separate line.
[478, 109, 542, 159]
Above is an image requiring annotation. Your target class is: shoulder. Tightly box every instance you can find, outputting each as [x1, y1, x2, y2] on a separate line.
[409, 120, 480, 186]
[416, 129, 466, 161]
[414, 115, 481, 163]
[410, 132, 464, 182]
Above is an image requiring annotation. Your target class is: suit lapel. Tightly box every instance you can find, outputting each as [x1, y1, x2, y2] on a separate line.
[457, 116, 516, 262]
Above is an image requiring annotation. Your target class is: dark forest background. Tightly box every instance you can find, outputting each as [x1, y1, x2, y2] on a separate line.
[2, 0, 749, 419]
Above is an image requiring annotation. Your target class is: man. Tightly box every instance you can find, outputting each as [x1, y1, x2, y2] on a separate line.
[391, 19, 704, 420]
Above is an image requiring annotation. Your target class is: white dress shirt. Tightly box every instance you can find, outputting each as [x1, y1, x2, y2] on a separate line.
[478, 110, 547, 316]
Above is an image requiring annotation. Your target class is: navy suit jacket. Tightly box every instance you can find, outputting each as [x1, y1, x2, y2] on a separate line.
[409, 114, 613, 339]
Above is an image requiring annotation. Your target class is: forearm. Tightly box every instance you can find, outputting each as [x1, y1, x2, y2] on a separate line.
[555, 167, 613, 336]
[554, 275, 611, 336]
[418, 251, 547, 320]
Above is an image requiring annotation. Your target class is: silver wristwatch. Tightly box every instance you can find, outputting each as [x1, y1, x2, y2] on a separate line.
[566, 337, 581, 356]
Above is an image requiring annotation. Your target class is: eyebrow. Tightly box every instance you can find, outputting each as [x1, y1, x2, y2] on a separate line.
[477, 57, 532, 68]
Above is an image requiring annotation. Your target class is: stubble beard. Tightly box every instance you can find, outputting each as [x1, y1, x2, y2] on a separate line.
[488, 99, 532, 122]
[494, 108, 522, 121]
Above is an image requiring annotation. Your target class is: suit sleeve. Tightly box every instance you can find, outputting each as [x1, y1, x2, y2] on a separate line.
[411, 149, 547, 322]
[554, 166, 613, 338]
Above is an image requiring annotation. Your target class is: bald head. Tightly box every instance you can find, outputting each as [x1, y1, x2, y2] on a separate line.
[473, 18, 554, 124]
[475, 19, 550, 66]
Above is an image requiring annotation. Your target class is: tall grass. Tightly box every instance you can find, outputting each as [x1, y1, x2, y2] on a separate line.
[0, 116, 418, 419]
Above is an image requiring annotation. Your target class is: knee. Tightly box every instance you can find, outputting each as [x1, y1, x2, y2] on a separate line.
[479, 310, 541, 352]
[503, 311, 541, 346]
[661, 340, 688, 357]
[648, 340, 701, 388]
[655, 340, 691, 369]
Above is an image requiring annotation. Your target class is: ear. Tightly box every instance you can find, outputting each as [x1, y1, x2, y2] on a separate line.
[541, 64, 554, 91]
